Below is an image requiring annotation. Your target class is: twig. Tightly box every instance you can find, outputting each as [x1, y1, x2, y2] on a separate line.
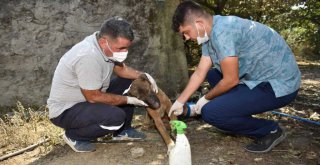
[0, 137, 50, 161]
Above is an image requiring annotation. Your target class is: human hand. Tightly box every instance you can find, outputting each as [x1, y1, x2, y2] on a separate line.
[195, 96, 210, 114]
[168, 100, 184, 116]
[127, 96, 147, 106]
[144, 73, 158, 93]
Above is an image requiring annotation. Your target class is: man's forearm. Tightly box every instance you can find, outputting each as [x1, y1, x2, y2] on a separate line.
[82, 90, 127, 105]
[178, 71, 205, 103]
[114, 63, 143, 79]
[205, 79, 239, 100]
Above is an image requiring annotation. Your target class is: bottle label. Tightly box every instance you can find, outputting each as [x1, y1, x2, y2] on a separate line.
[186, 102, 196, 117]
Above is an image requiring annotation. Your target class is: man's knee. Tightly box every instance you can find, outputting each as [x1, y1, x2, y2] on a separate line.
[201, 104, 226, 126]
[206, 68, 222, 78]
[107, 77, 133, 94]
[206, 68, 223, 87]
[100, 108, 126, 128]
[119, 77, 133, 88]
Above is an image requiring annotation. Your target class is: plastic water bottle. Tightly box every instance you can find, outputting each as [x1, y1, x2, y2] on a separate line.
[178, 102, 196, 120]
[185, 102, 196, 117]
[169, 120, 192, 165]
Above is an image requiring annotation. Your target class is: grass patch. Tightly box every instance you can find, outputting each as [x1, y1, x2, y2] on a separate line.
[0, 101, 63, 156]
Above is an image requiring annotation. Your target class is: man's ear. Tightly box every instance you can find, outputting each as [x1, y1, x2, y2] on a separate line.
[194, 18, 205, 26]
[139, 74, 151, 84]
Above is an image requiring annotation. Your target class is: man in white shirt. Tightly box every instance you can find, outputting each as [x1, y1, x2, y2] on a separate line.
[48, 17, 158, 152]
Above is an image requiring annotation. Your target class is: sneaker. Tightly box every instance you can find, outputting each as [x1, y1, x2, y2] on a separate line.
[112, 128, 146, 140]
[244, 127, 286, 153]
[63, 133, 95, 152]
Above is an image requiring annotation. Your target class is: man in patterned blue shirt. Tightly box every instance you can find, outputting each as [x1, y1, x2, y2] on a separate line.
[168, 1, 301, 153]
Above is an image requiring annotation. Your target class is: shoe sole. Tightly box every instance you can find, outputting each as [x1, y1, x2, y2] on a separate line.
[244, 132, 287, 153]
[63, 134, 94, 153]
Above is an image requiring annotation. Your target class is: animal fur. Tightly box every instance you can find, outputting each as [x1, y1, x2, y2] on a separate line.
[126, 74, 177, 150]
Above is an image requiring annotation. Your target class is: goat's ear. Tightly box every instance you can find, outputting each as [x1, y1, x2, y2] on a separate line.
[139, 73, 149, 81]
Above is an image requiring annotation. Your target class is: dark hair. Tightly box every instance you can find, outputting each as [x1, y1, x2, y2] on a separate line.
[172, 0, 206, 32]
[99, 16, 134, 41]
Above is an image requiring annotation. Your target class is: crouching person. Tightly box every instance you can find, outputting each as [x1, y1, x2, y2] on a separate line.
[47, 17, 158, 152]
[169, 1, 301, 153]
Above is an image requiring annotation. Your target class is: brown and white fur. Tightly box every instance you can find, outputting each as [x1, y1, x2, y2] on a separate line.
[126, 74, 177, 150]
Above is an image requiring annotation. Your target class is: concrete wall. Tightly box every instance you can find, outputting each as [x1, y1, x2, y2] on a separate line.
[0, 0, 188, 106]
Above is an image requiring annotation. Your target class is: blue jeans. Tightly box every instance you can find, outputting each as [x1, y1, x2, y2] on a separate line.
[201, 69, 298, 138]
[51, 77, 134, 141]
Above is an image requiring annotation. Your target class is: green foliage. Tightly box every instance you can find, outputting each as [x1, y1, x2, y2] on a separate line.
[185, 0, 320, 67]
[184, 40, 202, 68]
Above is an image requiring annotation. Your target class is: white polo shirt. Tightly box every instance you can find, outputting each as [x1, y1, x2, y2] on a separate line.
[47, 32, 114, 118]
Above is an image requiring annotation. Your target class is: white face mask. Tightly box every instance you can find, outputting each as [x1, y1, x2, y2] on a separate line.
[195, 22, 209, 45]
[106, 40, 128, 62]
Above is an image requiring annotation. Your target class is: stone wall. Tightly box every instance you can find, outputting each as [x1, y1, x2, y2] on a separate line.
[0, 0, 188, 106]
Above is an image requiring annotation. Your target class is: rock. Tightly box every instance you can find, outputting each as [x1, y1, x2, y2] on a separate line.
[218, 157, 225, 162]
[130, 147, 145, 158]
[254, 158, 263, 162]
[306, 151, 317, 160]
[227, 151, 235, 155]
[211, 158, 218, 163]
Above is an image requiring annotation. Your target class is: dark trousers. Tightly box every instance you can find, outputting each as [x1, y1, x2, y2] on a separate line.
[201, 69, 298, 138]
[50, 77, 134, 141]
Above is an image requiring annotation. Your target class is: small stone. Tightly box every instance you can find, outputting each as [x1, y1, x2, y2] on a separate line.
[254, 158, 263, 162]
[227, 151, 235, 155]
[218, 157, 225, 162]
[211, 158, 218, 163]
[130, 147, 145, 158]
[306, 151, 317, 160]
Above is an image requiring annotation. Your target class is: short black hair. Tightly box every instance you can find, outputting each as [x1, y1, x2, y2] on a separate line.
[172, 0, 206, 32]
[99, 16, 134, 41]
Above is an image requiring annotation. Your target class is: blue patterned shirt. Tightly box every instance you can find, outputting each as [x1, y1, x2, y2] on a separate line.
[202, 15, 301, 97]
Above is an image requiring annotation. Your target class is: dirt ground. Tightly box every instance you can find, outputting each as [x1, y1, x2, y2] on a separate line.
[2, 61, 320, 165]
